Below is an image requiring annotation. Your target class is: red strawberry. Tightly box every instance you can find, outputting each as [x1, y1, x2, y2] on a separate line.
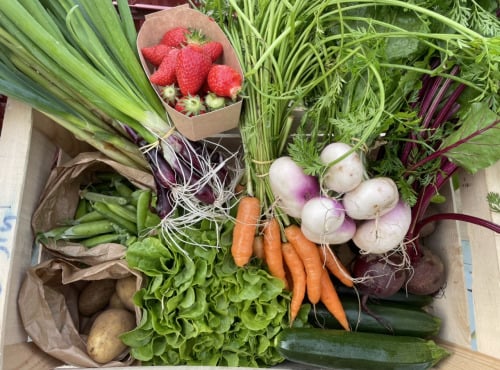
[160, 26, 190, 48]
[175, 95, 206, 116]
[149, 48, 180, 86]
[176, 46, 212, 96]
[207, 64, 242, 100]
[141, 44, 175, 66]
[201, 41, 223, 62]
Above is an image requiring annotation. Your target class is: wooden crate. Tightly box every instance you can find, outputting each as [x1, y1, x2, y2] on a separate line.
[0, 99, 499, 369]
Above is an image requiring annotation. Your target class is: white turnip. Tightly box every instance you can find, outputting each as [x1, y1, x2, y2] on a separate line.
[300, 196, 345, 240]
[343, 177, 399, 220]
[352, 200, 412, 254]
[269, 156, 320, 218]
[302, 212, 356, 245]
[320, 142, 365, 193]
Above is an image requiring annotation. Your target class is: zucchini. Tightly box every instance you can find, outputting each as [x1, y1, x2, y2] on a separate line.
[336, 285, 434, 307]
[309, 297, 441, 338]
[276, 328, 450, 370]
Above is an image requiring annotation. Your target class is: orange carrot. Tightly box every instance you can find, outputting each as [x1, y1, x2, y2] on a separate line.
[284, 224, 323, 304]
[263, 218, 288, 289]
[320, 268, 350, 331]
[252, 234, 265, 259]
[231, 196, 261, 267]
[282, 242, 306, 325]
[320, 244, 354, 288]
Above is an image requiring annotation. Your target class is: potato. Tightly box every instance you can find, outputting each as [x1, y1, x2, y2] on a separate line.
[108, 292, 126, 310]
[115, 276, 137, 311]
[78, 279, 116, 316]
[87, 308, 136, 364]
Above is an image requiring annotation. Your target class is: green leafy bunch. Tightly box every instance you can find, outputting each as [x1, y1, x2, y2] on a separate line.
[121, 219, 306, 366]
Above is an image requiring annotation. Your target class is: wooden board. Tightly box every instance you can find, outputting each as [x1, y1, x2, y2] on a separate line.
[424, 182, 471, 348]
[459, 163, 500, 358]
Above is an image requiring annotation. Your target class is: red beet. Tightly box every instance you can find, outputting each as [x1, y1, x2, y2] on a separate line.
[352, 253, 407, 298]
[405, 247, 446, 296]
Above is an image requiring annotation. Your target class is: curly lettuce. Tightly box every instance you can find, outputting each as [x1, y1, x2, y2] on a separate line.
[121, 219, 308, 366]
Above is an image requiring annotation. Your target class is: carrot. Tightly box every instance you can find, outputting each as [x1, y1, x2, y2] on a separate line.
[284, 224, 323, 304]
[231, 196, 261, 267]
[320, 268, 350, 331]
[252, 234, 265, 259]
[282, 242, 306, 325]
[320, 244, 354, 288]
[263, 218, 288, 289]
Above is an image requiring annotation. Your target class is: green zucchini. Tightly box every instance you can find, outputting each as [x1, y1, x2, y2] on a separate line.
[276, 328, 450, 370]
[336, 285, 434, 307]
[309, 297, 441, 338]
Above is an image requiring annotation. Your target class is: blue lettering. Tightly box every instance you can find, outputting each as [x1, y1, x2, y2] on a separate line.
[0, 215, 16, 232]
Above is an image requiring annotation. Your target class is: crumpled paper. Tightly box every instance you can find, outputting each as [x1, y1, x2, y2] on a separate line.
[31, 151, 155, 264]
[18, 258, 142, 368]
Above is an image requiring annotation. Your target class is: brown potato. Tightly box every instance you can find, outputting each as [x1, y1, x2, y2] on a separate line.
[78, 279, 116, 317]
[108, 292, 126, 310]
[87, 308, 136, 364]
[115, 276, 137, 312]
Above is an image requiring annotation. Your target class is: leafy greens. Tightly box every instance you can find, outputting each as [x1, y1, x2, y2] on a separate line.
[121, 219, 308, 366]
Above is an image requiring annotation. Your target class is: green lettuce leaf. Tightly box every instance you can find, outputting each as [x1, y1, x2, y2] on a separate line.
[121, 219, 305, 367]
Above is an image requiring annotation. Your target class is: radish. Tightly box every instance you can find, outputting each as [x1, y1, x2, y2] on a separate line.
[302, 215, 356, 245]
[352, 200, 412, 254]
[320, 142, 364, 193]
[343, 177, 399, 220]
[269, 156, 320, 218]
[299, 197, 346, 244]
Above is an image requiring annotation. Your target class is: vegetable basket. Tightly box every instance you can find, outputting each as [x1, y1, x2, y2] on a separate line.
[1, 99, 499, 369]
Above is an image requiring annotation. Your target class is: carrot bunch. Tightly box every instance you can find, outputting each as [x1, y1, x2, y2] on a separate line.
[230, 196, 351, 330]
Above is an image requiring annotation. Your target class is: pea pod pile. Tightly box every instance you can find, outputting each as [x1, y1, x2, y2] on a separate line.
[37, 173, 160, 248]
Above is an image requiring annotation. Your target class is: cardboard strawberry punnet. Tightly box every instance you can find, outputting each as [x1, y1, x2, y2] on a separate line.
[137, 6, 244, 141]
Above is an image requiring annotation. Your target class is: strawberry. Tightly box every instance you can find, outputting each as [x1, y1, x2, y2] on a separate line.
[160, 26, 190, 48]
[201, 41, 223, 62]
[184, 29, 223, 62]
[149, 48, 180, 86]
[205, 92, 227, 111]
[176, 46, 212, 96]
[160, 84, 180, 106]
[141, 44, 175, 66]
[207, 64, 242, 100]
[175, 95, 206, 116]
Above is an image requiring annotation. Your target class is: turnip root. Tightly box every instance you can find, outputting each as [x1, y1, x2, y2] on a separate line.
[352, 253, 407, 298]
[300, 196, 345, 240]
[343, 177, 399, 220]
[269, 156, 320, 218]
[405, 247, 446, 295]
[302, 214, 356, 245]
[352, 200, 412, 254]
[320, 142, 365, 194]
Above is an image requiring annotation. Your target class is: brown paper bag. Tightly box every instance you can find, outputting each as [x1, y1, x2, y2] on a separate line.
[31, 152, 155, 264]
[18, 258, 142, 368]
[137, 6, 244, 141]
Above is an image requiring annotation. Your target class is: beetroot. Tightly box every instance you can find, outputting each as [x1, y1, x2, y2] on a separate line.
[405, 247, 446, 296]
[351, 253, 407, 298]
